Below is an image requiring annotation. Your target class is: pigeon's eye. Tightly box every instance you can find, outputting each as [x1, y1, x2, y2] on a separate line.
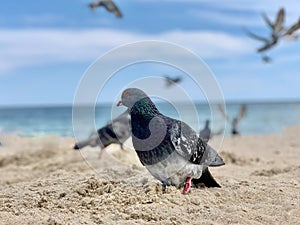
[123, 92, 131, 98]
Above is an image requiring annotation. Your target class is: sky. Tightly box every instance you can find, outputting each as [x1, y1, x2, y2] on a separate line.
[0, 0, 300, 106]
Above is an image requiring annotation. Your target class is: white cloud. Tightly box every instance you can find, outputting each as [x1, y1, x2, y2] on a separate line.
[0, 28, 251, 74]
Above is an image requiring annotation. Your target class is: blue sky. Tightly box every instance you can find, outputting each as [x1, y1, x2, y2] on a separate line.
[0, 0, 300, 106]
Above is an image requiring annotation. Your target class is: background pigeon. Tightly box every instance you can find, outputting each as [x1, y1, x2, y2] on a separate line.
[199, 120, 211, 143]
[218, 104, 247, 135]
[117, 88, 225, 194]
[73, 110, 131, 158]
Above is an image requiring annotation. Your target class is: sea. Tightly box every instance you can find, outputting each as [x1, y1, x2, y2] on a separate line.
[0, 101, 300, 138]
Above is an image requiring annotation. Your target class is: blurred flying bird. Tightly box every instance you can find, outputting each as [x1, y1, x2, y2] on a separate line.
[88, 0, 122, 18]
[218, 104, 247, 136]
[246, 7, 300, 57]
[73, 110, 131, 158]
[164, 75, 182, 87]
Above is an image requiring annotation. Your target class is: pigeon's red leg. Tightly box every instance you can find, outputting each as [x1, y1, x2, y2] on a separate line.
[182, 177, 192, 194]
[98, 149, 105, 159]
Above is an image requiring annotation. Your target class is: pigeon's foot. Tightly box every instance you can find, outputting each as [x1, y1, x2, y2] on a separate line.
[162, 182, 167, 194]
[182, 177, 192, 194]
[98, 149, 105, 159]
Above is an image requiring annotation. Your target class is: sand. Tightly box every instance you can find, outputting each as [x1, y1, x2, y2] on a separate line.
[0, 127, 299, 225]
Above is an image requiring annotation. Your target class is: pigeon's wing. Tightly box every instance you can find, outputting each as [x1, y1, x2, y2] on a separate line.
[218, 105, 229, 121]
[104, 1, 122, 17]
[164, 76, 174, 87]
[170, 120, 224, 166]
[236, 104, 247, 123]
[274, 8, 285, 33]
[261, 12, 275, 30]
[89, 0, 101, 10]
[284, 19, 300, 35]
[257, 43, 276, 52]
[245, 29, 269, 42]
[112, 5, 122, 17]
[97, 124, 120, 147]
[174, 76, 182, 84]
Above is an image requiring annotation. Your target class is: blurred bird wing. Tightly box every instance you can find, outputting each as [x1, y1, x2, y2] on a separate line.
[113, 6, 123, 17]
[284, 19, 300, 36]
[245, 29, 269, 42]
[174, 76, 182, 83]
[104, 0, 122, 17]
[274, 8, 285, 33]
[218, 105, 229, 121]
[257, 43, 275, 52]
[261, 11, 275, 30]
[89, 0, 102, 8]
[237, 104, 247, 122]
[164, 76, 175, 87]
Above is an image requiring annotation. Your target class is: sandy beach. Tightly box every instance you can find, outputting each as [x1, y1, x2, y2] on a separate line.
[0, 127, 299, 225]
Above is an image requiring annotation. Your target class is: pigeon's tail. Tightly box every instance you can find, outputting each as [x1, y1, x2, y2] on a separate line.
[73, 139, 92, 150]
[73, 132, 102, 150]
[204, 145, 225, 167]
[192, 168, 221, 188]
[210, 152, 225, 167]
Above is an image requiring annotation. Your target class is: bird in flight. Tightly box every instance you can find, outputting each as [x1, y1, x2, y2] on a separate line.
[245, 7, 300, 61]
[164, 75, 183, 88]
[88, 0, 122, 18]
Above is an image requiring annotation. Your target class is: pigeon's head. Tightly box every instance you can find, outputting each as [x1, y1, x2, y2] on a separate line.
[205, 119, 210, 127]
[117, 88, 148, 109]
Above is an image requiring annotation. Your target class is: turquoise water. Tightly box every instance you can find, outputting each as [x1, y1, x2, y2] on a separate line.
[0, 102, 300, 137]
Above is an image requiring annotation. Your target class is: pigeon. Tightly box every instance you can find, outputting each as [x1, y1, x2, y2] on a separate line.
[199, 120, 211, 143]
[117, 88, 225, 194]
[73, 110, 131, 158]
[218, 104, 247, 136]
[88, 0, 122, 18]
[164, 75, 182, 88]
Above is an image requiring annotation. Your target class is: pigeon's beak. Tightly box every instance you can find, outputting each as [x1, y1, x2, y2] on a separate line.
[117, 100, 123, 107]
